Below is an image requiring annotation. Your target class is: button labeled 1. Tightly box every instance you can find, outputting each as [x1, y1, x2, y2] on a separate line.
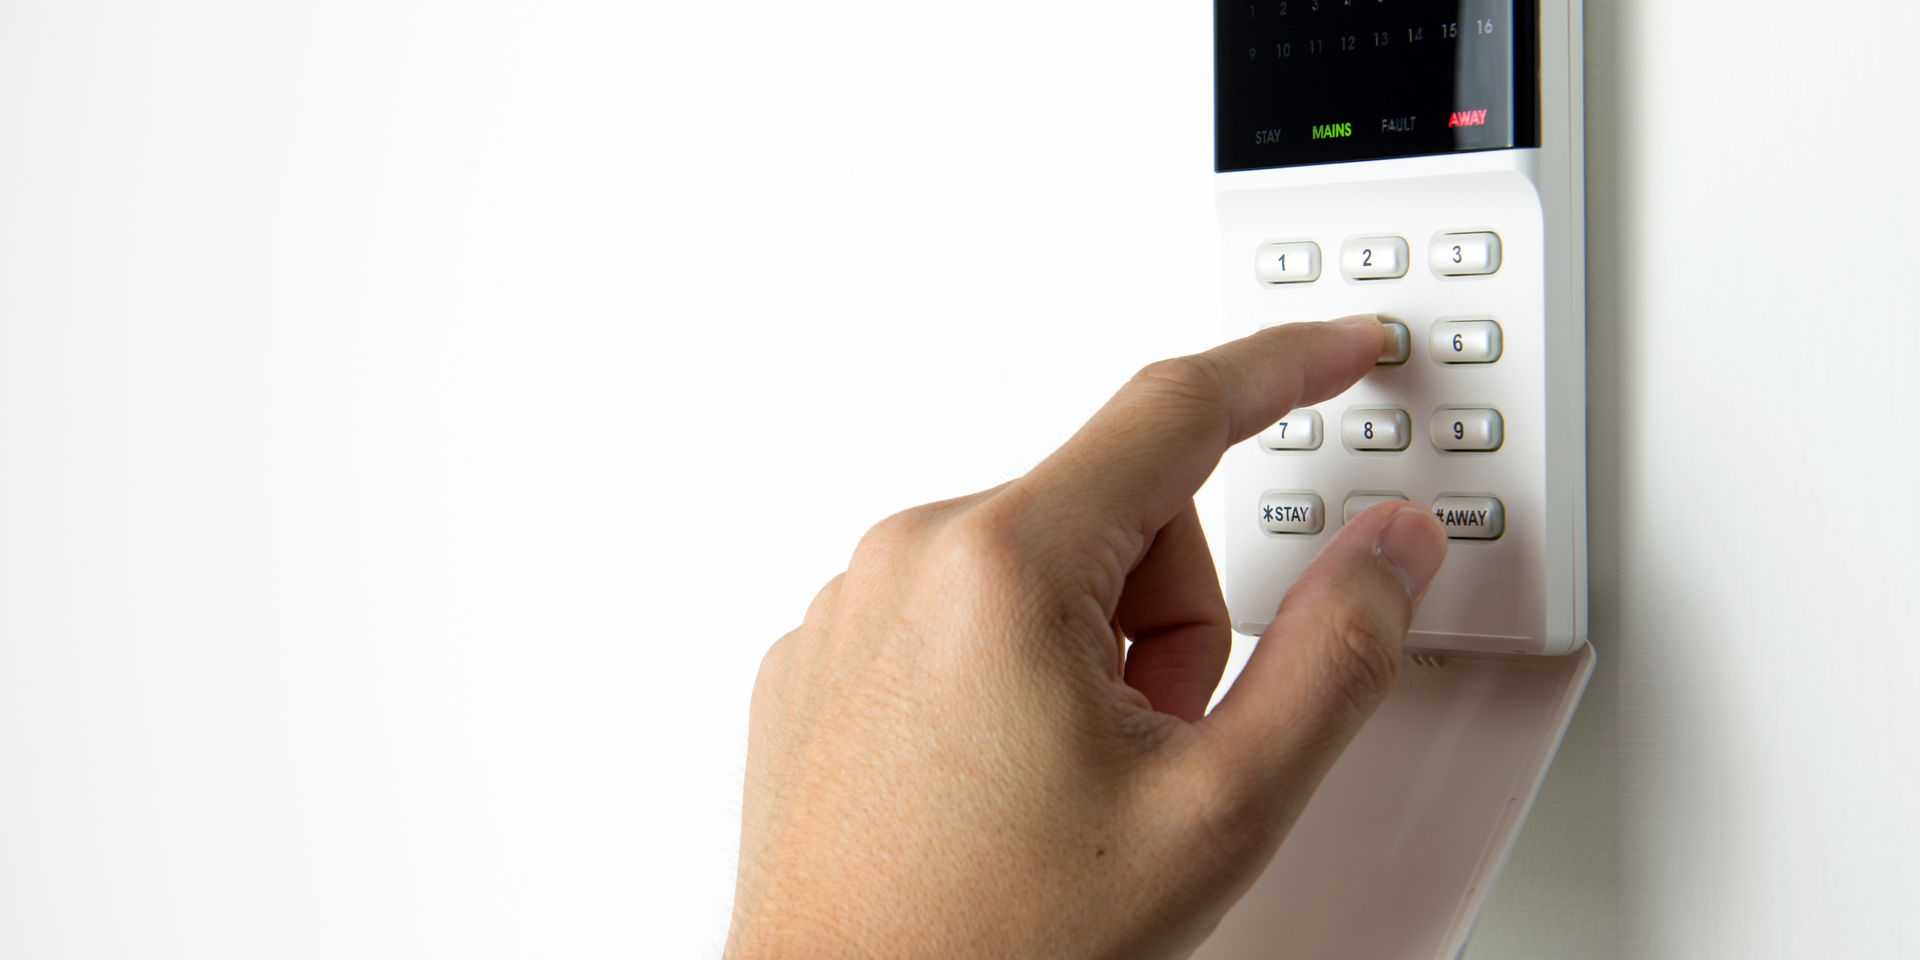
[1259, 409, 1322, 450]
[1340, 237, 1409, 280]
[1259, 491, 1325, 535]
[1430, 232, 1502, 276]
[1430, 319, 1503, 363]
[1430, 407, 1504, 451]
[1341, 407, 1411, 451]
[1255, 241, 1321, 283]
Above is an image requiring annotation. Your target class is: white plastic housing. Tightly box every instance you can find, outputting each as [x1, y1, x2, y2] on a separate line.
[1198, 3, 1590, 958]
[1218, 147, 1585, 656]
[1191, 646, 1594, 960]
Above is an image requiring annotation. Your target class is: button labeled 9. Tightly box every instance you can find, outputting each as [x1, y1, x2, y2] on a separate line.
[1430, 407, 1503, 451]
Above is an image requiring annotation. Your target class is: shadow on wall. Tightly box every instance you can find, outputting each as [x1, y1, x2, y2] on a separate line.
[1459, 2, 1628, 954]
[1465, 1, 1759, 956]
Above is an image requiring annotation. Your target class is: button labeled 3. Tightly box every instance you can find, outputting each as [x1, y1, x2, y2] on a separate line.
[1430, 319, 1503, 363]
[1259, 491, 1325, 535]
[1255, 241, 1321, 283]
[1432, 496, 1505, 539]
[1259, 409, 1322, 450]
[1430, 232, 1502, 276]
[1430, 407, 1504, 451]
[1340, 237, 1410, 280]
[1341, 407, 1411, 451]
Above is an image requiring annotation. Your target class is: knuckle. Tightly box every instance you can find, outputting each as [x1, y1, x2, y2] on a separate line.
[857, 504, 937, 553]
[924, 503, 1028, 589]
[800, 574, 844, 625]
[1131, 355, 1229, 411]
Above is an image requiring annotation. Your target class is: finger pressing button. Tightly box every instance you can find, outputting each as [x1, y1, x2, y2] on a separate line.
[1376, 321, 1411, 365]
[1343, 493, 1409, 524]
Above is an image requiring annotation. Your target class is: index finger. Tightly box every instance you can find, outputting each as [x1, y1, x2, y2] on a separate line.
[1015, 315, 1385, 568]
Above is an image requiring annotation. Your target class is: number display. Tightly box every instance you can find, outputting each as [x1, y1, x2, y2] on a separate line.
[1215, 0, 1539, 171]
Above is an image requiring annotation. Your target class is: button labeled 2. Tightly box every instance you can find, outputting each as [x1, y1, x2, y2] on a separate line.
[1430, 319, 1503, 363]
[1340, 237, 1409, 280]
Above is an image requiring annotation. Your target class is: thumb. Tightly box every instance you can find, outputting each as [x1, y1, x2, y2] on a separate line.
[1197, 502, 1448, 820]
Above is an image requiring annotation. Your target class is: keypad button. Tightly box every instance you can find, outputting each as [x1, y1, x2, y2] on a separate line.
[1340, 237, 1410, 280]
[1258, 409, 1322, 451]
[1255, 241, 1322, 283]
[1432, 496, 1505, 540]
[1343, 493, 1409, 525]
[1377, 321, 1410, 365]
[1430, 407, 1504, 451]
[1341, 407, 1412, 451]
[1429, 319, 1503, 363]
[1430, 232, 1502, 276]
[1259, 491, 1326, 535]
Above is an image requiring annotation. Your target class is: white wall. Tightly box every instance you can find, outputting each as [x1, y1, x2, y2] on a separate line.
[1469, 2, 1920, 957]
[0, 2, 1912, 958]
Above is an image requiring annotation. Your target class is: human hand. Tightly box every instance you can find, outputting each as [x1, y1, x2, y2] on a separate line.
[725, 317, 1450, 959]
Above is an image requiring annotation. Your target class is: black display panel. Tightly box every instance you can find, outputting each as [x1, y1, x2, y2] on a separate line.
[1216, 0, 1538, 172]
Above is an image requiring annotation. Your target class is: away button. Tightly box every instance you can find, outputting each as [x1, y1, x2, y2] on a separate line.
[1431, 496, 1504, 540]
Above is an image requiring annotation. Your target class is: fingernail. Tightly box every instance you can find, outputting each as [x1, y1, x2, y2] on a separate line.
[1332, 313, 1379, 327]
[1376, 507, 1447, 601]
